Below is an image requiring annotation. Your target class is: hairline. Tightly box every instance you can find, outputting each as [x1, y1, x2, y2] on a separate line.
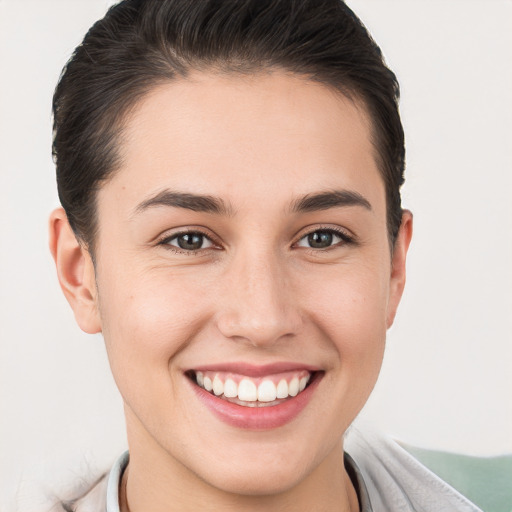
[76, 65, 399, 258]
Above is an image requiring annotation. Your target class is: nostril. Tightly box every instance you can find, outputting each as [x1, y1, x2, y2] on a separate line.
[215, 314, 302, 348]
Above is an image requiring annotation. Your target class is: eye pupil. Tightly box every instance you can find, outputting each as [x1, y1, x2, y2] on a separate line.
[177, 233, 203, 250]
[308, 231, 333, 248]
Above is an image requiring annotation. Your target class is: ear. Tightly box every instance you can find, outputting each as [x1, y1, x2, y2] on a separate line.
[386, 210, 413, 328]
[49, 208, 102, 334]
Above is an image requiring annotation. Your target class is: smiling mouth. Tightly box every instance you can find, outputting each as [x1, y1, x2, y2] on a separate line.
[187, 369, 318, 408]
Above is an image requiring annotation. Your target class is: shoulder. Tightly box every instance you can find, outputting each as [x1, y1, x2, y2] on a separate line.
[52, 451, 127, 512]
[345, 426, 483, 512]
[52, 474, 108, 512]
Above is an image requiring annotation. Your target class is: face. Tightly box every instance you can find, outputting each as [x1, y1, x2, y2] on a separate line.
[85, 71, 409, 496]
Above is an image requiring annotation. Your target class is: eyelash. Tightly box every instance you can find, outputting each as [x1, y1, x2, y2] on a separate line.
[294, 226, 355, 251]
[157, 229, 218, 254]
[157, 226, 355, 254]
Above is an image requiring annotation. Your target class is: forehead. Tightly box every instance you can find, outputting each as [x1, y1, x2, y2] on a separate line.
[101, 70, 385, 217]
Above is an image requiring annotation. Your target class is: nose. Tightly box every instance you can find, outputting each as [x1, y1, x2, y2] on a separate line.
[215, 247, 303, 347]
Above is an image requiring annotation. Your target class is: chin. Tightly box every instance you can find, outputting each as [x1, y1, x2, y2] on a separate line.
[199, 460, 308, 497]
[180, 431, 333, 498]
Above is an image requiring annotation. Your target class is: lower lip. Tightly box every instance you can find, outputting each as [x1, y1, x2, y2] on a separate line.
[188, 373, 322, 430]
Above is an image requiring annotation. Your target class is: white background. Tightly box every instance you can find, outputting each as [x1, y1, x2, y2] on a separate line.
[1, 0, 511, 510]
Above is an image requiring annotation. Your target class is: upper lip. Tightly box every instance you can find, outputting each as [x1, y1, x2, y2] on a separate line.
[189, 362, 321, 377]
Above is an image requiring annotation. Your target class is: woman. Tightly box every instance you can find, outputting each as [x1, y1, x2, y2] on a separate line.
[48, 1, 481, 510]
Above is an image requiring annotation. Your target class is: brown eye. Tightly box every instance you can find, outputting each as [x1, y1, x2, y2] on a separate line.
[296, 229, 350, 249]
[307, 231, 334, 248]
[165, 232, 213, 251]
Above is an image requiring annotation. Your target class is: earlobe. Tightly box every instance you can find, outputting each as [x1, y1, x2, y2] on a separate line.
[386, 210, 413, 328]
[49, 208, 102, 334]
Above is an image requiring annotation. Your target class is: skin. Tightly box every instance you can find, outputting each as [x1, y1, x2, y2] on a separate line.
[50, 70, 412, 512]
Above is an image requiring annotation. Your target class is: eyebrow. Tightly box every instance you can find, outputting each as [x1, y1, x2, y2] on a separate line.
[135, 190, 233, 216]
[290, 190, 372, 213]
[134, 188, 371, 217]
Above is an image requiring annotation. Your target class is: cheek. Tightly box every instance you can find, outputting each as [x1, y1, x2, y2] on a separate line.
[302, 260, 390, 375]
[96, 266, 211, 401]
[308, 259, 389, 330]
[99, 262, 207, 342]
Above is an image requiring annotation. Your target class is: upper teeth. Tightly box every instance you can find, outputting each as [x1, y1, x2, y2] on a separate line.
[194, 371, 311, 402]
